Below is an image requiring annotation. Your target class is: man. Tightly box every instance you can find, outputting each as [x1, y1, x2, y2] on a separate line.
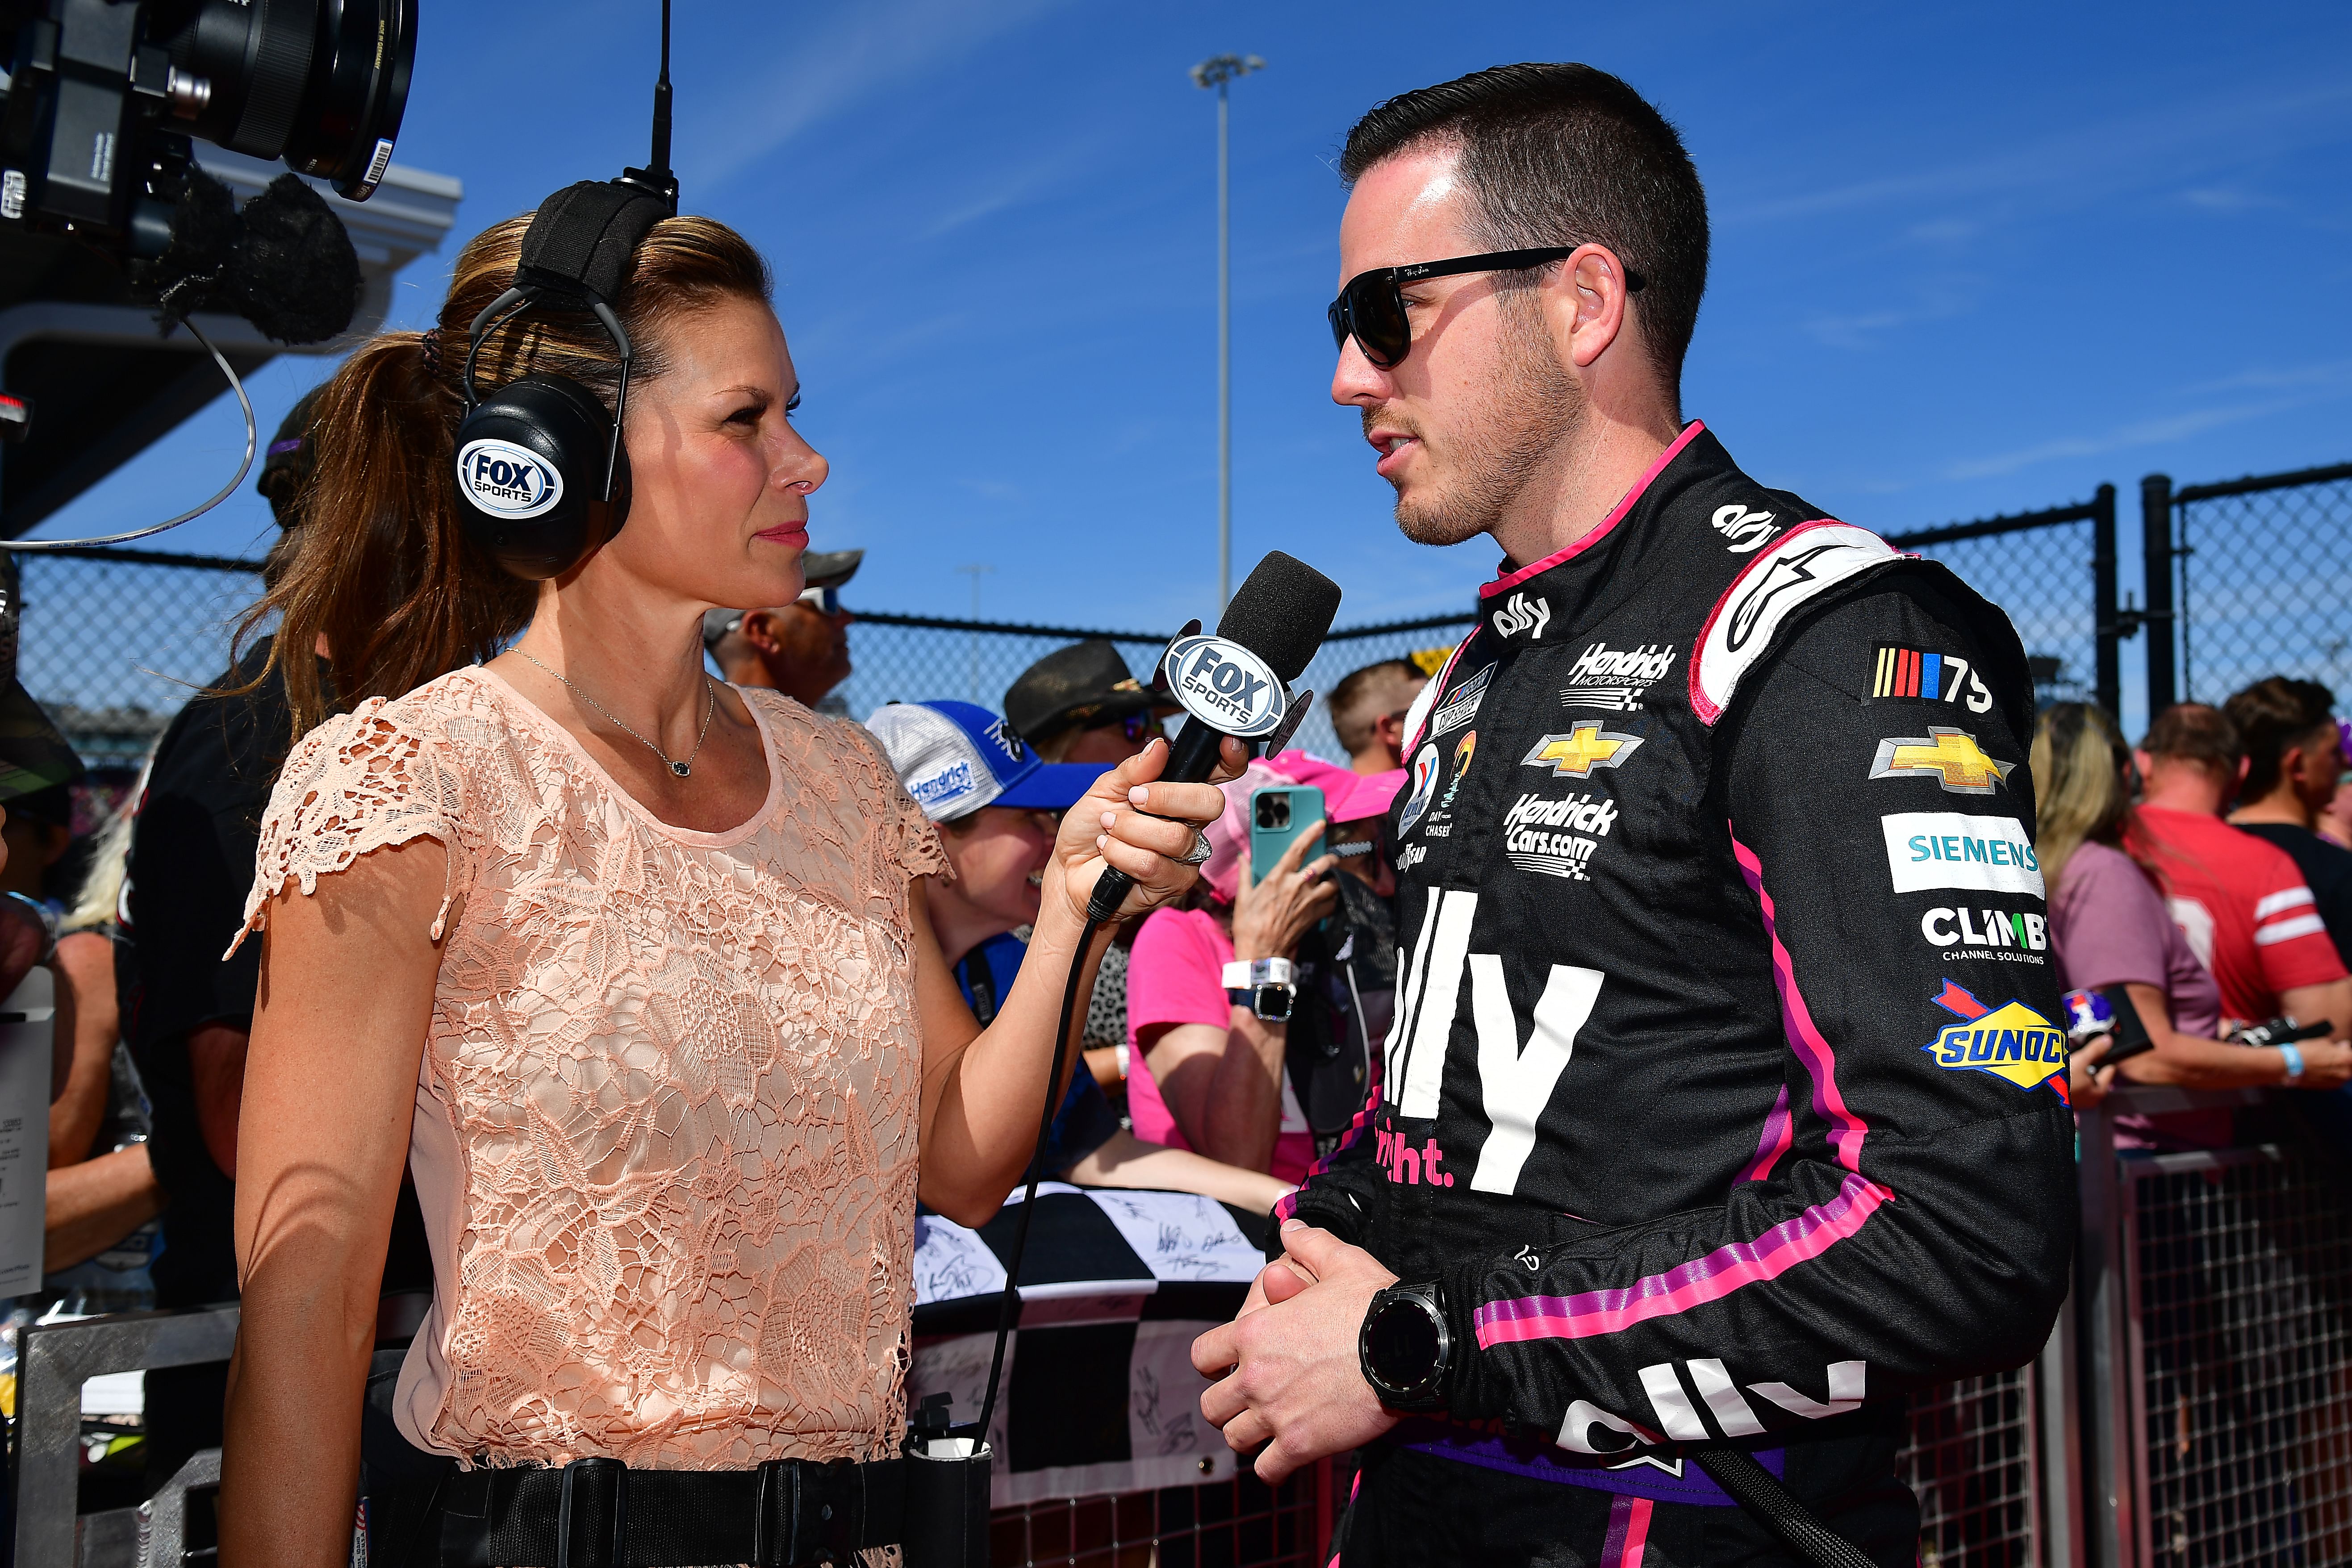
[1003, 638, 1174, 764]
[2130, 701, 2352, 1034]
[863, 699, 1289, 1213]
[1193, 65, 2074, 1567]
[2226, 677, 2352, 967]
[703, 547, 860, 712]
[1329, 658, 1428, 774]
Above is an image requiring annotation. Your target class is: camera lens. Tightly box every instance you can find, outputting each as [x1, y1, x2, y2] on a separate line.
[159, 0, 416, 200]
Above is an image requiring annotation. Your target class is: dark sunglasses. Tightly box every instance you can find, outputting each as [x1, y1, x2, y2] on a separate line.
[1326, 246, 1644, 370]
[1090, 711, 1155, 743]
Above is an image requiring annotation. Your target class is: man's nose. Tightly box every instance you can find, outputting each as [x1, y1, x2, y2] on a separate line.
[1330, 334, 1391, 406]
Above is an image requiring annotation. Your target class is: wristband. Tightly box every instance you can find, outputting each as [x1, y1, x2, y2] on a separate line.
[1220, 958, 1294, 988]
[2280, 1042, 2307, 1085]
[1114, 1041, 1130, 1081]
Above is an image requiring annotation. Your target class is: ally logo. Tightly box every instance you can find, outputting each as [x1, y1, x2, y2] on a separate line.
[1491, 591, 1551, 641]
[456, 438, 563, 520]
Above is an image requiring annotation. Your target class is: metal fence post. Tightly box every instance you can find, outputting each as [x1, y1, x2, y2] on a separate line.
[2140, 474, 2176, 712]
[2090, 483, 2120, 717]
[2075, 1102, 2131, 1568]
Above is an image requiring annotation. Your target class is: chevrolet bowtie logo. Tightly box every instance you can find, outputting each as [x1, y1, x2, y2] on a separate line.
[1521, 721, 1644, 780]
[1869, 726, 2014, 795]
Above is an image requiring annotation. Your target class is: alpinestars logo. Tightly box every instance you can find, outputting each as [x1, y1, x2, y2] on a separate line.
[1712, 503, 1779, 553]
[1562, 641, 1675, 712]
[1503, 790, 1619, 880]
[1490, 591, 1551, 641]
[1727, 542, 1843, 651]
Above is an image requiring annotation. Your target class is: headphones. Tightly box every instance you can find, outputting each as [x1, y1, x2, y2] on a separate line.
[450, 180, 677, 580]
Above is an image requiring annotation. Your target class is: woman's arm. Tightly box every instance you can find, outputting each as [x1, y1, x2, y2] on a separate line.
[916, 738, 1233, 1226]
[1146, 827, 1337, 1173]
[2115, 981, 2352, 1089]
[45, 1143, 165, 1271]
[1061, 1128, 1293, 1214]
[220, 840, 447, 1568]
[45, 932, 118, 1167]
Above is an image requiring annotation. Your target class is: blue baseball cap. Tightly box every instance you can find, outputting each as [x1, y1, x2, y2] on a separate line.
[865, 700, 1108, 822]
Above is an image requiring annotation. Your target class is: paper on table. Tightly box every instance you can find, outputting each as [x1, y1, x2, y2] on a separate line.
[1085, 1189, 1263, 1284]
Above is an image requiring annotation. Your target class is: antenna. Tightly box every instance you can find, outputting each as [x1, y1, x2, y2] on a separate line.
[620, 0, 680, 212]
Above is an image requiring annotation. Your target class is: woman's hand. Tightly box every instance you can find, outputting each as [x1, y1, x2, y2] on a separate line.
[1041, 735, 1242, 929]
[1231, 821, 1339, 963]
[2068, 1038, 2114, 1108]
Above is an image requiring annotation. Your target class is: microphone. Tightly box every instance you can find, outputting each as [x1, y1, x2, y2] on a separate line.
[1086, 550, 1343, 922]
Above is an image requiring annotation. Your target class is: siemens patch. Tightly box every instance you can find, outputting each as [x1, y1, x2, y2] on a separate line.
[1882, 812, 2045, 896]
[1922, 980, 2068, 1098]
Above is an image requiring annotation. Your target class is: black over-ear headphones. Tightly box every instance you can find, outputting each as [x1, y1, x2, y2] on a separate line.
[451, 181, 674, 580]
[451, 0, 681, 581]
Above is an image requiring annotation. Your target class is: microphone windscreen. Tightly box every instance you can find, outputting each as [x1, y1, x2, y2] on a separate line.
[1215, 550, 1343, 683]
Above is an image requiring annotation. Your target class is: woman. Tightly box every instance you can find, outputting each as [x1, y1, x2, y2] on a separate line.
[1125, 755, 1396, 1182]
[2035, 702, 2352, 1109]
[218, 211, 1231, 1565]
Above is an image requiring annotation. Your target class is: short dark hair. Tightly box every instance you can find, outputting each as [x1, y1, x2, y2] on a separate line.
[1340, 63, 1709, 393]
[2225, 676, 2338, 800]
[2142, 702, 2242, 776]
[1329, 658, 1425, 756]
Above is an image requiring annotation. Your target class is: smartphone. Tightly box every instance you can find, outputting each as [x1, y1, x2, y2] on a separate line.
[1250, 786, 1326, 887]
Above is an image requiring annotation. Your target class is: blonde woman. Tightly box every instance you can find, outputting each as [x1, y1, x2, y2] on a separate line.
[218, 210, 1232, 1565]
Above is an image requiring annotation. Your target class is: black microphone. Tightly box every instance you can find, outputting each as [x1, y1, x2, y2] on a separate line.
[1086, 550, 1343, 922]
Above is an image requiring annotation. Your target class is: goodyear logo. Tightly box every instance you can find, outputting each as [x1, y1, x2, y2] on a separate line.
[1922, 979, 2068, 1099]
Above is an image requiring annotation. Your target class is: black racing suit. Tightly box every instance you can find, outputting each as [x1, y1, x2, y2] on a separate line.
[1280, 425, 2076, 1567]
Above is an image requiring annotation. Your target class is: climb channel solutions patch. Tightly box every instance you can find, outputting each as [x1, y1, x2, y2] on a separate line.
[1922, 979, 2069, 1101]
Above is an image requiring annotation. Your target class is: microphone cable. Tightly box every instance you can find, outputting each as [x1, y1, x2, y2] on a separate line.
[1, 315, 259, 551]
[972, 907, 1112, 1443]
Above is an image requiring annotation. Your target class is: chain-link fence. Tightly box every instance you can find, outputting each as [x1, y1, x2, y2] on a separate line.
[1888, 488, 2116, 714]
[1901, 1368, 2040, 1568]
[2124, 1142, 2352, 1568]
[2159, 463, 2352, 710]
[989, 1468, 1324, 1568]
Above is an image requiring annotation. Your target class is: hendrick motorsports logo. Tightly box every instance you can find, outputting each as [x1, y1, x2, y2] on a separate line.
[456, 438, 564, 520]
[910, 760, 976, 809]
[1562, 640, 1675, 713]
[1922, 979, 2068, 1099]
[1166, 634, 1286, 738]
[1502, 789, 1618, 880]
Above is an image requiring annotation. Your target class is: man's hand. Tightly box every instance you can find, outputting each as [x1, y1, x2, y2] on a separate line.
[1192, 1221, 1404, 1483]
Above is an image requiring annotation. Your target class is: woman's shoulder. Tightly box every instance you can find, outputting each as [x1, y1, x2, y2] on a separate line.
[1134, 905, 1227, 964]
[267, 670, 505, 815]
[740, 688, 894, 787]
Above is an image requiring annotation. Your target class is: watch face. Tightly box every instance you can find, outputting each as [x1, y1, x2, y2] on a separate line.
[1255, 983, 1293, 1023]
[1367, 1297, 1441, 1390]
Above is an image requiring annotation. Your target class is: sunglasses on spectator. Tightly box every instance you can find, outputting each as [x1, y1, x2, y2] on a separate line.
[796, 585, 844, 615]
[1088, 712, 1155, 743]
[1327, 246, 1643, 370]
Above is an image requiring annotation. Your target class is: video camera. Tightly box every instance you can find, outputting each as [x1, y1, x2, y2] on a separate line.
[0, 0, 415, 259]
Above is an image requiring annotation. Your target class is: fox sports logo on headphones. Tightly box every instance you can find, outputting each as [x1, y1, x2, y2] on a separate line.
[456, 438, 564, 520]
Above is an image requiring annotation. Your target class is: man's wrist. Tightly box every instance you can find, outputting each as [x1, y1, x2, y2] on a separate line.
[2279, 1042, 2307, 1084]
[1359, 1280, 1452, 1411]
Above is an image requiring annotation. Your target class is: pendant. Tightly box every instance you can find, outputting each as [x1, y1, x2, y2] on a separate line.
[670, 761, 691, 778]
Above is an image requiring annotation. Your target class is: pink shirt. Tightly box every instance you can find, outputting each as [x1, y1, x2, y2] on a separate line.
[1125, 907, 1315, 1184]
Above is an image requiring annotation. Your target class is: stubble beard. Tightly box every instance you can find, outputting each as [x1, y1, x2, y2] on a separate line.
[1383, 292, 1584, 548]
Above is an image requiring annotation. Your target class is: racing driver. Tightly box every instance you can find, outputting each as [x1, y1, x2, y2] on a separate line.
[1193, 64, 2075, 1567]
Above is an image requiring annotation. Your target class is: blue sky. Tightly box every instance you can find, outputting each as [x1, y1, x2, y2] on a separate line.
[29, 0, 2352, 636]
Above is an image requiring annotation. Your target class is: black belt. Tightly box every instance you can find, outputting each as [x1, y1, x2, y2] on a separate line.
[379, 1453, 905, 1567]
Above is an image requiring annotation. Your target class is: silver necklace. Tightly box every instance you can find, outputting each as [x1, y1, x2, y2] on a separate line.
[517, 649, 716, 779]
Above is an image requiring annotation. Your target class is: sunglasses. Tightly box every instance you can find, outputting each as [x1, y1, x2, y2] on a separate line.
[1326, 246, 1643, 371]
[1089, 712, 1155, 743]
[796, 585, 844, 615]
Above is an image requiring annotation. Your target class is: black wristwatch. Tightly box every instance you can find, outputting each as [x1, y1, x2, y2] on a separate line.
[1359, 1280, 1451, 1411]
[1223, 958, 1295, 1024]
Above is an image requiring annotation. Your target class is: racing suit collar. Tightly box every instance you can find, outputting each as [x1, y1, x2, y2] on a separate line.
[1482, 419, 1710, 599]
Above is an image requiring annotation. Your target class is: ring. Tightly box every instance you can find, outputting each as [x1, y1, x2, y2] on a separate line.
[1178, 829, 1214, 866]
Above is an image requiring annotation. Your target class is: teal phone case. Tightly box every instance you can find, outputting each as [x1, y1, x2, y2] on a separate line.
[1249, 786, 1327, 885]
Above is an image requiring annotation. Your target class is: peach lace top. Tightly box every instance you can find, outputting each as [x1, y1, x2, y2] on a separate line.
[233, 666, 947, 1469]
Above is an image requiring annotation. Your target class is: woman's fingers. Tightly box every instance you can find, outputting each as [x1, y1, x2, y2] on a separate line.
[1101, 807, 1199, 860]
[1207, 736, 1250, 786]
[1125, 779, 1227, 829]
[1273, 819, 1328, 874]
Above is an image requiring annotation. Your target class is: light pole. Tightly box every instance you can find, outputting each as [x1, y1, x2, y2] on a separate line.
[1190, 51, 1263, 611]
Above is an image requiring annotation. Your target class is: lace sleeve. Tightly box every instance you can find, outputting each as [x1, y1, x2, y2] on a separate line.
[831, 712, 949, 883]
[226, 697, 475, 958]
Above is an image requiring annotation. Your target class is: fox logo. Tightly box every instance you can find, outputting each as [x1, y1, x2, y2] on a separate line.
[1491, 591, 1551, 642]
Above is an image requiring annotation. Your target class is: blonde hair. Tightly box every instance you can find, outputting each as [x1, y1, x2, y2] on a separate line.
[2030, 702, 2134, 890]
[230, 212, 773, 744]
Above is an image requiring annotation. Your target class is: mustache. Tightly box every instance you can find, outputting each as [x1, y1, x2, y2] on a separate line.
[1361, 407, 1423, 442]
